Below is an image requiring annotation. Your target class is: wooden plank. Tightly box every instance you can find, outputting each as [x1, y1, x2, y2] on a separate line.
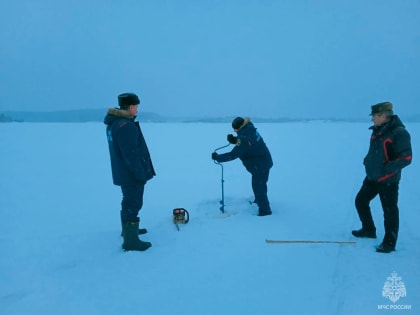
[266, 239, 356, 245]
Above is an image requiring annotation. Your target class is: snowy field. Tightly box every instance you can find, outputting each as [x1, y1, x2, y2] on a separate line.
[1, 121, 419, 315]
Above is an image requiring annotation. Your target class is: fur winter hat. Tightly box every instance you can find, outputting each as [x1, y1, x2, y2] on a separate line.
[370, 102, 393, 115]
[118, 93, 140, 107]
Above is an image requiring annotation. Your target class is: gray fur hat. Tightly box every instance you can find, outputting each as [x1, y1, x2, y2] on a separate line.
[370, 102, 393, 115]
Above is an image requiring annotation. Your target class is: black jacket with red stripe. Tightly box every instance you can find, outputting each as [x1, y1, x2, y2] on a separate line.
[364, 115, 412, 183]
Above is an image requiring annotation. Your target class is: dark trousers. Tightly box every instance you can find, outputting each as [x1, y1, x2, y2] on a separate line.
[252, 170, 271, 213]
[355, 177, 399, 246]
[120, 184, 145, 223]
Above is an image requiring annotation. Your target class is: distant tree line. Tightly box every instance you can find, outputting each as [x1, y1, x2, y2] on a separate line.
[0, 113, 13, 122]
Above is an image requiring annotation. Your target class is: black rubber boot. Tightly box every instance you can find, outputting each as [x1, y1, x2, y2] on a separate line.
[122, 222, 152, 252]
[120, 224, 147, 237]
[120, 211, 147, 236]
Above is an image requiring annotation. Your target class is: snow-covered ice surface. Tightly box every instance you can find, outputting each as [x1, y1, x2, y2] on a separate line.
[1, 121, 419, 314]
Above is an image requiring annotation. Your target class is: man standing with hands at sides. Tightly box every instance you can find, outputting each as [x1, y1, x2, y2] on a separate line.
[212, 117, 273, 216]
[104, 93, 155, 252]
[352, 102, 412, 253]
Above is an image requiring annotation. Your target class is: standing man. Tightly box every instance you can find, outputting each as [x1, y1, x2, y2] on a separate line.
[212, 117, 273, 216]
[104, 92, 155, 251]
[352, 102, 412, 253]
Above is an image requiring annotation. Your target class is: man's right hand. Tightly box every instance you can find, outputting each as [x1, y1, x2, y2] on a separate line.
[227, 134, 237, 144]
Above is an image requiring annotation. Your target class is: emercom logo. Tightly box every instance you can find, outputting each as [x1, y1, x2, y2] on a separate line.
[378, 272, 412, 311]
[382, 272, 406, 303]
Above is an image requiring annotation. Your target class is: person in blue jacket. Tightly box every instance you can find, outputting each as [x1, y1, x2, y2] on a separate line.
[212, 117, 273, 216]
[104, 93, 155, 251]
[352, 102, 412, 253]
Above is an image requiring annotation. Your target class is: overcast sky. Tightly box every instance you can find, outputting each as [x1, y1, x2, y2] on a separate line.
[1, 0, 419, 119]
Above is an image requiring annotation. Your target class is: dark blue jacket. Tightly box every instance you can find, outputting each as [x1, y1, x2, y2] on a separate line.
[104, 108, 155, 186]
[216, 118, 273, 174]
[364, 115, 412, 183]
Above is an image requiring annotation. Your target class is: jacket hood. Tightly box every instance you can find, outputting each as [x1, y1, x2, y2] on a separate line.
[237, 117, 251, 130]
[237, 117, 257, 135]
[104, 108, 136, 125]
[390, 115, 405, 129]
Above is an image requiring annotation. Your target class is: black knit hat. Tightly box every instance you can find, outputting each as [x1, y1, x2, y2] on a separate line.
[232, 117, 245, 130]
[118, 93, 140, 107]
[370, 102, 393, 115]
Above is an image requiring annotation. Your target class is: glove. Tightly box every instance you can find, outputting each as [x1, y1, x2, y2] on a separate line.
[227, 134, 237, 144]
[212, 152, 218, 160]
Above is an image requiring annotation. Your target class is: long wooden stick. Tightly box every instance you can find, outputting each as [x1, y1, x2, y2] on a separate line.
[266, 239, 356, 245]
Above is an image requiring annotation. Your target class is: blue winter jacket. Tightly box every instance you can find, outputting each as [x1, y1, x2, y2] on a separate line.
[216, 118, 273, 174]
[104, 108, 155, 186]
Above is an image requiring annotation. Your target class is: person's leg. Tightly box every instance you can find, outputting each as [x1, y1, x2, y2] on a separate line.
[120, 184, 151, 251]
[252, 170, 271, 216]
[353, 177, 378, 237]
[377, 182, 399, 251]
[120, 184, 145, 223]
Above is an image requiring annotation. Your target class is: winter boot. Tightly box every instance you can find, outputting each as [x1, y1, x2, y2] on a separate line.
[376, 232, 397, 253]
[122, 222, 152, 252]
[258, 205, 272, 216]
[120, 223, 147, 237]
[351, 228, 377, 239]
[376, 242, 395, 253]
[120, 211, 147, 236]
[258, 210, 272, 216]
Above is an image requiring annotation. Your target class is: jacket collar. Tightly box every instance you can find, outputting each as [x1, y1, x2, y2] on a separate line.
[107, 108, 136, 120]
